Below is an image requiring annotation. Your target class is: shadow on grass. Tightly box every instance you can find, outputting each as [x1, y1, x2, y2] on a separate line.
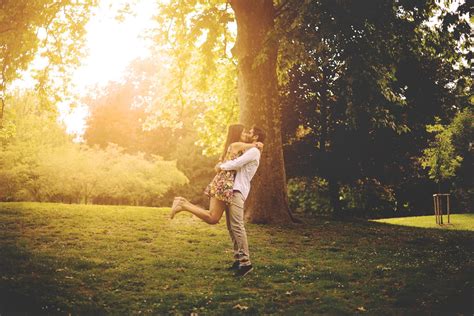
[0, 241, 109, 315]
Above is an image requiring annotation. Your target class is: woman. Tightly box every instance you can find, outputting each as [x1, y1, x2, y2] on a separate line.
[170, 124, 262, 224]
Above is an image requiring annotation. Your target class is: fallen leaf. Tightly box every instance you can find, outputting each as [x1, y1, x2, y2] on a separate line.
[376, 265, 391, 272]
[357, 306, 367, 312]
[233, 304, 249, 311]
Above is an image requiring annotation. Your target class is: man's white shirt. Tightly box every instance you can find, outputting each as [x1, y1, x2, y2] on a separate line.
[218, 147, 261, 200]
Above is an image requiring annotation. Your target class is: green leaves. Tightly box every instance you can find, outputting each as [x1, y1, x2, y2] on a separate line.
[420, 116, 464, 184]
[146, 0, 237, 155]
[1, 0, 97, 123]
[0, 92, 187, 204]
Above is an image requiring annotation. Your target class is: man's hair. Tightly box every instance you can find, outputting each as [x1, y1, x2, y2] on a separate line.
[252, 125, 266, 143]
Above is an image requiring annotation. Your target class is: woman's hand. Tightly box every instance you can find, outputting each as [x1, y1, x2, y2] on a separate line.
[255, 142, 264, 150]
[214, 163, 222, 173]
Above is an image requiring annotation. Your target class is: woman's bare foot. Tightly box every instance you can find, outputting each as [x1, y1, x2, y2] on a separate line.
[170, 197, 191, 219]
[170, 197, 184, 219]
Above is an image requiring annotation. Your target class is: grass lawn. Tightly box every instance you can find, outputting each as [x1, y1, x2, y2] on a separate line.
[373, 214, 474, 231]
[0, 202, 473, 315]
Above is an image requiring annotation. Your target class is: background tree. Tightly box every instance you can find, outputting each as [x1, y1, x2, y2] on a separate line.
[84, 80, 175, 156]
[279, 0, 471, 216]
[420, 118, 463, 193]
[83, 56, 220, 206]
[449, 107, 473, 211]
[420, 108, 473, 210]
[0, 0, 96, 123]
[0, 91, 187, 205]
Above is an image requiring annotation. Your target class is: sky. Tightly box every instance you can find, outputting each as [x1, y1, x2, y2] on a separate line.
[55, 0, 159, 139]
[61, 0, 158, 139]
[72, 0, 157, 93]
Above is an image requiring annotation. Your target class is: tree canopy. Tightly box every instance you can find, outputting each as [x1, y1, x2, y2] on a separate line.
[0, 0, 96, 122]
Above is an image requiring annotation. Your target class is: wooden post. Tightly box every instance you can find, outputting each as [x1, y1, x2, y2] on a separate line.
[447, 194, 450, 224]
[433, 194, 451, 226]
[434, 194, 443, 225]
[438, 194, 443, 225]
[436, 195, 440, 224]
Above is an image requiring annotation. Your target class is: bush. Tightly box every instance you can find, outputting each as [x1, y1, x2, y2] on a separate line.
[0, 93, 188, 205]
[339, 178, 397, 218]
[287, 177, 332, 216]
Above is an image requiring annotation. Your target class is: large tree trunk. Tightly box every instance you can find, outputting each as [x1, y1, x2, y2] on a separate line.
[230, 0, 293, 224]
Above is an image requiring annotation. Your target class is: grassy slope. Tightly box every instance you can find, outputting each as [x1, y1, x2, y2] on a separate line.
[373, 214, 474, 231]
[0, 202, 473, 315]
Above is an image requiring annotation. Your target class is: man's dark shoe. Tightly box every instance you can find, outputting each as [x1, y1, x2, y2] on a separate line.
[235, 264, 253, 277]
[228, 260, 240, 271]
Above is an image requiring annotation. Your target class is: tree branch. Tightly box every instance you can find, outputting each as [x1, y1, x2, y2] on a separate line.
[275, 0, 291, 14]
[0, 26, 16, 34]
[275, 0, 300, 19]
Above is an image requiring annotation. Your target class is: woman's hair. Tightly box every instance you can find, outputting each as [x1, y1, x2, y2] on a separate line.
[221, 124, 245, 161]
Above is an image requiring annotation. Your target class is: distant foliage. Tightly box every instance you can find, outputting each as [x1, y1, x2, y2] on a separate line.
[339, 179, 398, 218]
[449, 108, 474, 211]
[158, 133, 218, 207]
[420, 108, 473, 210]
[288, 177, 399, 218]
[420, 118, 463, 185]
[146, 2, 239, 156]
[0, 92, 187, 205]
[287, 178, 332, 216]
[280, 0, 471, 216]
[0, 0, 96, 118]
[82, 70, 219, 205]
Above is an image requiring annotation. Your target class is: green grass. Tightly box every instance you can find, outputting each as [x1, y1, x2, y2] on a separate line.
[1, 202, 473, 315]
[373, 214, 474, 231]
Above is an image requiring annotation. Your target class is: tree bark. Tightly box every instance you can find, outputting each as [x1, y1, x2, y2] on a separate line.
[230, 0, 293, 224]
[0, 97, 5, 127]
[0, 81, 6, 127]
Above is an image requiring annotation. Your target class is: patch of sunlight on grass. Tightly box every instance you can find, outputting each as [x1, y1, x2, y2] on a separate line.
[372, 214, 474, 231]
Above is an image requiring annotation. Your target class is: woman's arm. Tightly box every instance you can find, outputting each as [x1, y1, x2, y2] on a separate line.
[230, 142, 263, 153]
[219, 147, 261, 171]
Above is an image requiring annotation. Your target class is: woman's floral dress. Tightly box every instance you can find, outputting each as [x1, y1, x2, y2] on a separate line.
[204, 146, 243, 203]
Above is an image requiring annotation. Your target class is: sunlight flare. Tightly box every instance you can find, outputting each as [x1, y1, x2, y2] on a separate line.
[60, 0, 159, 137]
[72, 0, 158, 92]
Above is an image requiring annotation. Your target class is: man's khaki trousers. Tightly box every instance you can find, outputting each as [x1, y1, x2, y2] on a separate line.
[225, 191, 251, 266]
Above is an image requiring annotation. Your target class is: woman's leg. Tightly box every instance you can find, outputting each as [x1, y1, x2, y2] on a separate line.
[171, 197, 226, 225]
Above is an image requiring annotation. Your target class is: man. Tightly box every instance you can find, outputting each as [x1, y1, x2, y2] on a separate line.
[217, 125, 266, 277]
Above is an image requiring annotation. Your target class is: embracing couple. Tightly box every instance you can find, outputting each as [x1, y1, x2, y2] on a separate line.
[170, 124, 266, 277]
